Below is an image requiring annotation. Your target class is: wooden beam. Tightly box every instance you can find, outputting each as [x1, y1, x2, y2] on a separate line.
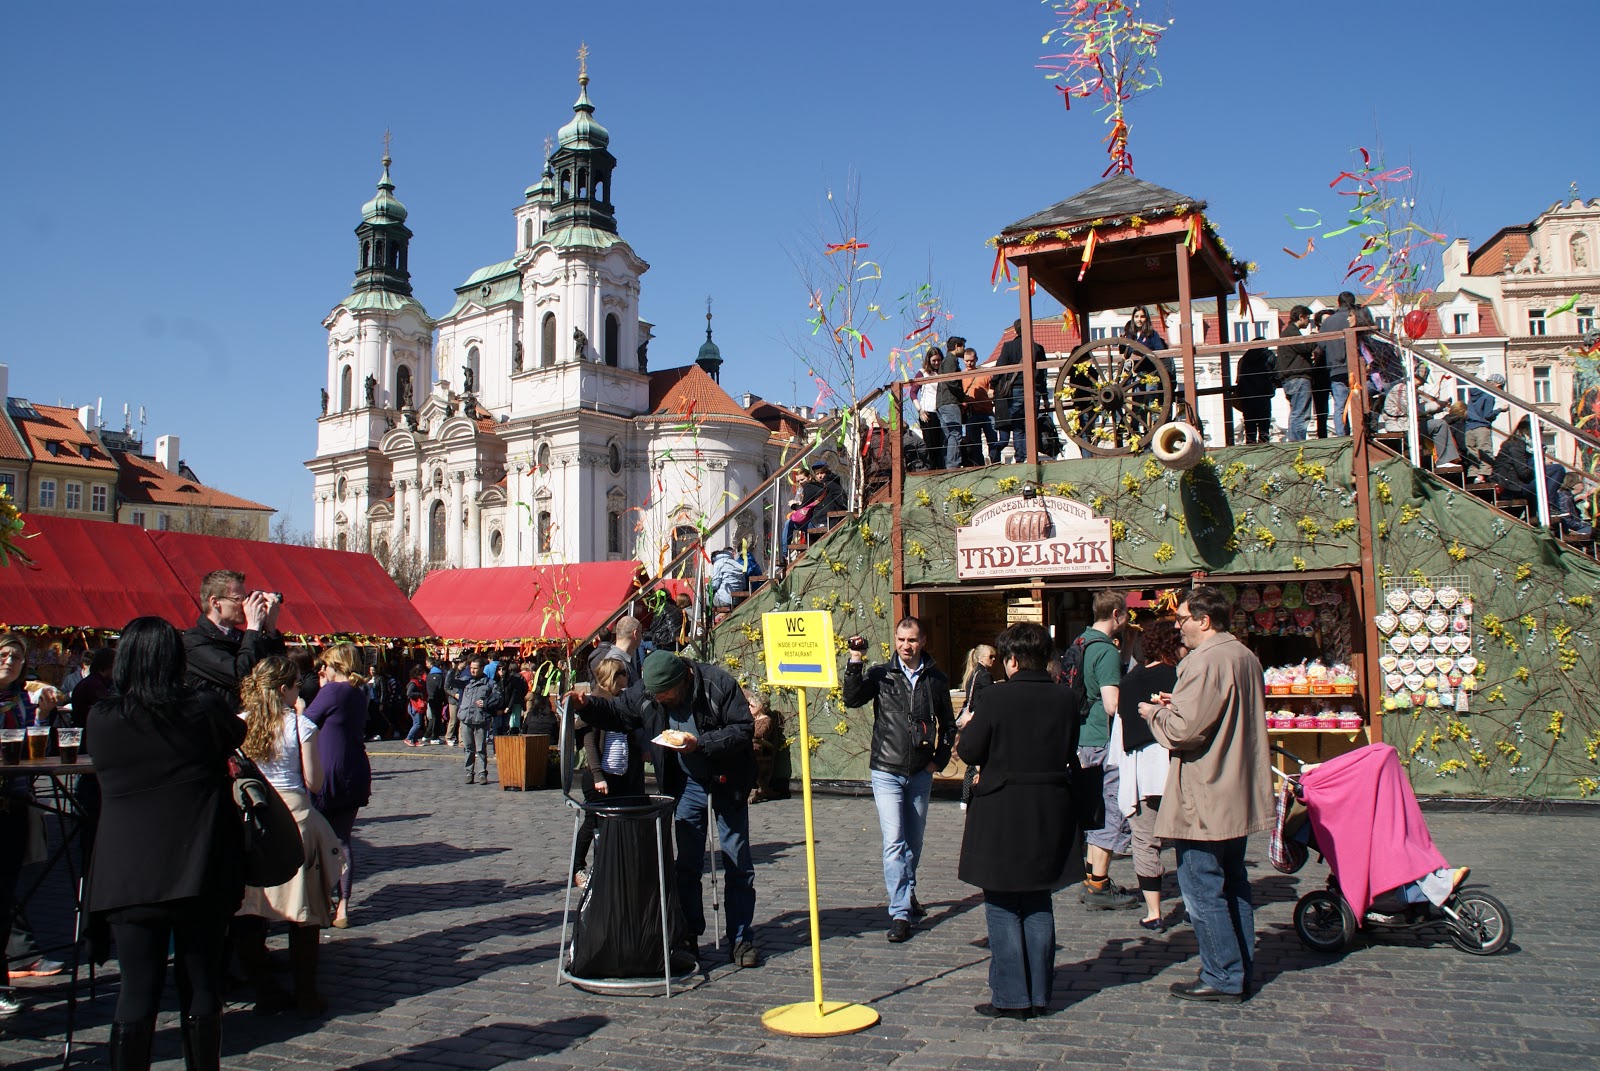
[1217, 296, 1235, 446]
[1176, 242, 1197, 416]
[1347, 325, 1384, 745]
[890, 385, 907, 622]
[1019, 262, 1039, 467]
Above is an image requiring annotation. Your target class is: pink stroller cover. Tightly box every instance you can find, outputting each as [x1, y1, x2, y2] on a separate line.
[1299, 743, 1447, 923]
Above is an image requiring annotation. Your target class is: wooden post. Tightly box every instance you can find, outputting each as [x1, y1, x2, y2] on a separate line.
[1217, 296, 1235, 446]
[890, 384, 907, 622]
[1019, 262, 1039, 467]
[1176, 243, 1197, 416]
[1348, 326, 1385, 745]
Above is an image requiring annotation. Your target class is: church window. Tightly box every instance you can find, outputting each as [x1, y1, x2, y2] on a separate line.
[466, 346, 480, 389]
[428, 500, 446, 563]
[361, 241, 370, 269]
[607, 511, 621, 554]
[577, 168, 588, 200]
[671, 524, 698, 564]
[541, 313, 557, 367]
[336, 530, 348, 551]
[339, 366, 353, 411]
[395, 365, 412, 409]
[336, 476, 347, 501]
[489, 529, 503, 559]
[524, 218, 534, 249]
[560, 170, 572, 198]
[597, 178, 607, 203]
[375, 240, 385, 268]
[604, 314, 620, 367]
[537, 510, 553, 553]
[608, 443, 622, 474]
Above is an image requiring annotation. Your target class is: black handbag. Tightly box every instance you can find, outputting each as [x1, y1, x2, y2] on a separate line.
[227, 750, 304, 888]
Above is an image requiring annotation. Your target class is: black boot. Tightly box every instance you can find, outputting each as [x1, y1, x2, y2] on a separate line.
[232, 931, 293, 1015]
[288, 926, 328, 1018]
[108, 1018, 156, 1071]
[179, 1013, 222, 1071]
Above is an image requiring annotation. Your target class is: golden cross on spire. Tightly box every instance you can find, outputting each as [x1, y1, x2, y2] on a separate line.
[577, 41, 590, 81]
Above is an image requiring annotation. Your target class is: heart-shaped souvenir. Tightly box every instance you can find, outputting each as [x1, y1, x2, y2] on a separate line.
[1457, 655, 1479, 675]
[1399, 657, 1417, 674]
[1436, 586, 1460, 609]
[1385, 672, 1406, 692]
[1389, 634, 1410, 654]
[1294, 607, 1316, 628]
[1431, 634, 1453, 654]
[1379, 655, 1399, 672]
[1375, 612, 1398, 634]
[1255, 608, 1277, 632]
[1386, 589, 1410, 612]
[1451, 634, 1472, 653]
[1404, 673, 1425, 691]
[1410, 634, 1432, 653]
[1452, 615, 1470, 633]
[1426, 613, 1448, 635]
[1416, 657, 1436, 675]
[1401, 611, 1425, 633]
[1411, 588, 1435, 610]
[1461, 597, 1474, 616]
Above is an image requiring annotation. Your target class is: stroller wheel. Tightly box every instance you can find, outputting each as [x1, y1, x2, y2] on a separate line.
[1447, 890, 1513, 955]
[1293, 890, 1355, 953]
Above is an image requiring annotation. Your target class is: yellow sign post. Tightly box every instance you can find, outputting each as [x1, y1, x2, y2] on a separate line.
[758, 611, 880, 1037]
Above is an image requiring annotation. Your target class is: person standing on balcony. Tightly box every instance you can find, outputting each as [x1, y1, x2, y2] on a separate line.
[1318, 293, 1359, 436]
[935, 341, 967, 471]
[960, 346, 1001, 465]
[993, 319, 1046, 463]
[1277, 306, 1317, 442]
[1465, 374, 1509, 480]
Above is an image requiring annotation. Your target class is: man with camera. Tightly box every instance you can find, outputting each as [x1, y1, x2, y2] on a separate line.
[184, 569, 286, 697]
[843, 617, 956, 943]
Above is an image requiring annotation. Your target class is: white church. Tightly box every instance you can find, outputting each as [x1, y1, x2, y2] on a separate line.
[307, 66, 795, 573]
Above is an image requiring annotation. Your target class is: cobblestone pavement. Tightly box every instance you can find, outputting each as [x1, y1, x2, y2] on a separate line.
[5, 745, 1597, 1071]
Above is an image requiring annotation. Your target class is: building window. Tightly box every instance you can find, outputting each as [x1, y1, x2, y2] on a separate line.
[489, 529, 503, 559]
[1578, 307, 1596, 335]
[537, 443, 552, 472]
[1089, 326, 1110, 341]
[1542, 428, 1558, 454]
[1528, 309, 1547, 336]
[428, 500, 446, 563]
[336, 530, 348, 551]
[608, 443, 622, 475]
[339, 365, 353, 411]
[670, 524, 698, 564]
[90, 485, 107, 512]
[131, 510, 145, 527]
[523, 218, 534, 249]
[603, 313, 620, 367]
[1533, 365, 1553, 404]
[607, 511, 621, 554]
[1231, 322, 1250, 343]
[537, 510, 552, 553]
[1453, 313, 1470, 334]
[64, 482, 82, 510]
[38, 480, 55, 509]
[466, 346, 480, 390]
[1376, 315, 1391, 332]
[395, 364, 412, 409]
[0, 473, 13, 499]
[156, 513, 170, 531]
[541, 312, 557, 367]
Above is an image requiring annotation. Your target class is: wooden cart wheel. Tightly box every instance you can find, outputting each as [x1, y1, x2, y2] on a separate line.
[1052, 337, 1175, 457]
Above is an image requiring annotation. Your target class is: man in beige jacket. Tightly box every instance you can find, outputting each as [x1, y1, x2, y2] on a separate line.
[1138, 586, 1273, 1003]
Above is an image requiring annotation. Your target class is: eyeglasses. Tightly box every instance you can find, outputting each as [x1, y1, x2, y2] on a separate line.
[0, 651, 23, 664]
[1174, 613, 1194, 625]
[215, 594, 245, 604]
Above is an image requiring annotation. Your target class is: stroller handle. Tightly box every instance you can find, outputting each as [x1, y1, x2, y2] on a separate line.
[1273, 744, 1309, 768]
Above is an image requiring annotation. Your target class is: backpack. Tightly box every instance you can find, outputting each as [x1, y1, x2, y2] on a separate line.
[1059, 633, 1117, 732]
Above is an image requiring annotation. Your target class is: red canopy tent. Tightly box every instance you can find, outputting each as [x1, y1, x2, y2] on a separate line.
[149, 529, 433, 642]
[410, 561, 648, 646]
[0, 513, 198, 632]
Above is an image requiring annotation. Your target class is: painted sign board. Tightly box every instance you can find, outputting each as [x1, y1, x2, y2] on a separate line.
[954, 495, 1114, 580]
[761, 610, 839, 688]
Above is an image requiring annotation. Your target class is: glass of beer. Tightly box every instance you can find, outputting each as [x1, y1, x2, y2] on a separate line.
[0, 728, 22, 765]
[56, 727, 82, 765]
[25, 725, 49, 761]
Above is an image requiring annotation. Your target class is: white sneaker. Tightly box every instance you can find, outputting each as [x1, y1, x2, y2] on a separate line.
[0, 990, 21, 1016]
[960, 802, 968, 812]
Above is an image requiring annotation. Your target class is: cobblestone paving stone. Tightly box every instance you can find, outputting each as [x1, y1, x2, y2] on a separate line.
[4, 745, 1597, 1070]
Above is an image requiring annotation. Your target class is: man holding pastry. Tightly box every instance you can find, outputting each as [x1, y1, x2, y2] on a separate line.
[570, 650, 760, 967]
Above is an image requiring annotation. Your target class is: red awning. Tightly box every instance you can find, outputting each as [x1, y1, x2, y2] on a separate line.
[410, 561, 647, 645]
[150, 529, 434, 641]
[0, 513, 199, 632]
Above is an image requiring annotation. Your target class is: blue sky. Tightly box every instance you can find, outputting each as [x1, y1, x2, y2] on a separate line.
[3, 1, 1595, 528]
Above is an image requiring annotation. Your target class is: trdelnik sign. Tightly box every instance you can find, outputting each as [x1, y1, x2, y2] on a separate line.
[954, 494, 1114, 580]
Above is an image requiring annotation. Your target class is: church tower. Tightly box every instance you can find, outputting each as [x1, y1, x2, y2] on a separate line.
[308, 144, 433, 552]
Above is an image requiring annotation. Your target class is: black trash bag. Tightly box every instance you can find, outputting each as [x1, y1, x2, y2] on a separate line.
[568, 797, 688, 979]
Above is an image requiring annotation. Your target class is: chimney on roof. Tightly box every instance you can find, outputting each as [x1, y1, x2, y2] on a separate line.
[0, 363, 8, 403]
[156, 434, 180, 474]
[797, 405, 813, 420]
[77, 404, 96, 431]
[741, 391, 758, 409]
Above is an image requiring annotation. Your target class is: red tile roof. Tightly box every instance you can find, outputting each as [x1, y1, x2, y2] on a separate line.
[16, 405, 117, 471]
[115, 450, 273, 512]
[0, 413, 27, 462]
[1467, 226, 1532, 276]
[644, 365, 765, 427]
[746, 398, 810, 443]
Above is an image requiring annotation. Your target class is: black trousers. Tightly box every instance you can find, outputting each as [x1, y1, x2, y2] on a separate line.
[0, 802, 28, 987]
[105, 898, 230, 1021]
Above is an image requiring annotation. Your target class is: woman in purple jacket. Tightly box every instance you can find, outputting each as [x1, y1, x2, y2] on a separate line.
[304, 643, 371, 928]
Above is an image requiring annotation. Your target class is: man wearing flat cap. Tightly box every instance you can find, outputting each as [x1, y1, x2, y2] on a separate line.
[571, 649, 760, 966]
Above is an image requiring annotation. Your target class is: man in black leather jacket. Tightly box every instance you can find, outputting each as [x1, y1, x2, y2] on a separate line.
[182, 570, 285, 698]
[843, 617, 955, 943]
[572, 651, 760, 967]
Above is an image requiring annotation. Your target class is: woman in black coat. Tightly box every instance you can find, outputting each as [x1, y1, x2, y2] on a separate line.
[956, 622, 1078, 1020]
[86, 617, 245, 1071]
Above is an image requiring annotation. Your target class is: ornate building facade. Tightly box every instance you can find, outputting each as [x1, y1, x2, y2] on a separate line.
[308, 69, 780, 571]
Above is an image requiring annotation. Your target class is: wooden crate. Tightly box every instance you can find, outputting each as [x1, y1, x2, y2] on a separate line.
[495, 733, 550, 791]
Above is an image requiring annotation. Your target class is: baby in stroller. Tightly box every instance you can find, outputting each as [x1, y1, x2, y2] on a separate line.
[1273, 742, 1511, 955]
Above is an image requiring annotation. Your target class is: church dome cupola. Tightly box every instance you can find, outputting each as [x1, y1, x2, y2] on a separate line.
[696, 298, 723, 382]
[547, 45, 619, 236]
[353, 136, 414, 296]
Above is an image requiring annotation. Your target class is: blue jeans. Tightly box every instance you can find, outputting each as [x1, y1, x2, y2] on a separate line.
[964, 413, 1001, 464]
[1329, 378, 1351, 436]
[1174, 837, 1254, 994]
[983, 889, 1056, 1010]
[1006, 393, 1027, 462]
[406, 708, 425, 743]
[674, 777, 756, 944]
[938, 403, 964, 470]
[1283, 376, 1312, 442]
[870, 767, 932, 920]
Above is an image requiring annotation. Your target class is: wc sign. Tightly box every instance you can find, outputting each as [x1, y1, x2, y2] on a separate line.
[761, 610, 839, 689]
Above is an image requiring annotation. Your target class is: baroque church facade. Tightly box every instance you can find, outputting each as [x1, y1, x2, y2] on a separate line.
[307, 69, 784, 572]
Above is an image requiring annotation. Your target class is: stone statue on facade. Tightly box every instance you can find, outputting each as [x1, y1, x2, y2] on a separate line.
[400, 379, 413, 409]
[320, 388, 329, 415]
[574, 327, 589, 361]
[512, 341, 524, 373]
[637, 340, 649, 373]
[462, 365, 476, 392]
[364, 373, 377, 407]
[1573, 232, 1590, 270]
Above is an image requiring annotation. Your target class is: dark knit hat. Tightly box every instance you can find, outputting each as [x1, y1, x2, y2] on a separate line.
[642, 650, 688, 694]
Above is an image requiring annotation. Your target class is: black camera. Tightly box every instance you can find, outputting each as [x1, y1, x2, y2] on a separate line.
[846, 635, 868, 652]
